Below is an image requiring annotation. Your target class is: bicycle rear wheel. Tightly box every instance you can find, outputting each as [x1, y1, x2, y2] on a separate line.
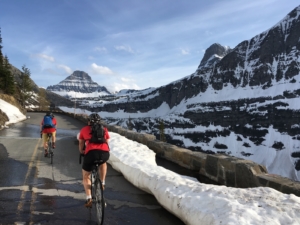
[50, 150, 53, 164]
[94, 178, 104, 225]
[48, 140, 52, 159]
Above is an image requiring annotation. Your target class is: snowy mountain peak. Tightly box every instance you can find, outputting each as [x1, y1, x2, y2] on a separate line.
[272, 4, 300, 35]
[47, 70, 111, 98]
[67, 70, 93, 82]
[198, 43, 232, 68]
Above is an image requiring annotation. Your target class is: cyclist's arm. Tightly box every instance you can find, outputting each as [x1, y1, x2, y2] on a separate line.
[53, 118, 57, 129]
[79, 139, 85, 154]
[104, 128, 110, 143]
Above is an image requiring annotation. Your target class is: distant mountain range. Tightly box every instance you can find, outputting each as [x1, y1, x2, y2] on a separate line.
[23, 5, 300, 182]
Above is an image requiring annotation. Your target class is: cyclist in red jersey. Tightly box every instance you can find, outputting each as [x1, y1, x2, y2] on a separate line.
[40, 112, 57, 157]
[78, 113, 110, 208]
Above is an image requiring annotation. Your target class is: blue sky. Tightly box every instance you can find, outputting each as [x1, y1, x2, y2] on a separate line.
[0, 0, 299, 93]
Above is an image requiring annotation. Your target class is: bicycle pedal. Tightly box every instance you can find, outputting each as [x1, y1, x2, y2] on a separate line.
[84, 199, 93, 208]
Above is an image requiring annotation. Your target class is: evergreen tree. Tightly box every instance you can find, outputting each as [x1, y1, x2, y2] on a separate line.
[0, 27, 4, 92]
[0, 28, 3, 65]
[2, 55, 15, 94]
[18, 65, 33, 107]
[127, 116, 134, 130]
[159, 119, 166, 142]
[0, 28, 15, 95]
[37, 88, 49, 110]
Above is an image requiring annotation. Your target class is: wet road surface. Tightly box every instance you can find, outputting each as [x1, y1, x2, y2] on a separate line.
[0, 112, 186, 225]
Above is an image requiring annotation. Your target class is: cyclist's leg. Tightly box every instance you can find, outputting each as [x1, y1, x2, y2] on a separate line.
[82, 152, 94, 207]
[42, 133, 49, 156]
[82, 169, 92, 196]
[82, 169, 93, 207]
[52, 131, 56, 148]
[42, 133, 48, 150]
[97, 151, 110, 188]
[99, 163, 107, 186]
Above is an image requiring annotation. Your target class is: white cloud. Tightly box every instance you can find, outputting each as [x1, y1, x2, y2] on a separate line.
[33, 54, 55, 62]
[107, 82, 140, 93]
[204, 30, 213, 36]
[121, 77, 135, 83]
[57, 64, 73, 74]
[114, 45, 135, 54]
[91, 63, 113, 75]
[180, 48, 190, 55]
[94, 47, 107, 53]
[45, 68, 62, 75]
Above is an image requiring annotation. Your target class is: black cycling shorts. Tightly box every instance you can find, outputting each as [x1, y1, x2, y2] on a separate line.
[82, 150, 110, 172]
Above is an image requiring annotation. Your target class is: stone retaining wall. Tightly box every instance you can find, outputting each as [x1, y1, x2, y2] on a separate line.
[105, 124, 300, 197]
[35, 111, 300, 196]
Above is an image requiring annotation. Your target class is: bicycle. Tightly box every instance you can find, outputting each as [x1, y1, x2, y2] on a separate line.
[46, 133, 54, 164]
[79, 154, 105, 225]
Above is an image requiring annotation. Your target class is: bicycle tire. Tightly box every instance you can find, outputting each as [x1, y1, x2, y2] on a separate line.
[47, 141, 51, 158]
[48, 136, 53, 163]
[50, 151, 53, 164]
[91, 173, 94, 198]
[94, 178, 104, 225]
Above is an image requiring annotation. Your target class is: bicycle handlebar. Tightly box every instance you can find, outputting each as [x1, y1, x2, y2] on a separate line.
[79, 153, 84, 164]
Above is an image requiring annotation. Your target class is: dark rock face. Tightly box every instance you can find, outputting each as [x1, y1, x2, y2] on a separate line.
[210, 7, 300, 89]
[45, 90, 74, 108]
[198, 43, 232, 68]
[47, 70, 111, 95]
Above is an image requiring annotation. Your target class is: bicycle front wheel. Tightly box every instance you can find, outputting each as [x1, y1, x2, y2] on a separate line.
[94, 178, 104, 225]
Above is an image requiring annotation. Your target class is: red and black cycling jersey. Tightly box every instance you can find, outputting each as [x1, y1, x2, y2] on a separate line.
[79, 125, 110, 154]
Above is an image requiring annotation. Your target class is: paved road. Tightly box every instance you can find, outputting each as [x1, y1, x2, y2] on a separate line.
[0, 112, 185, 225]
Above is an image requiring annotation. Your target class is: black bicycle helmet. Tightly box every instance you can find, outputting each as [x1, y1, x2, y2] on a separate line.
[46, 112, 54, 118]
[88, 113, 101, 123]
